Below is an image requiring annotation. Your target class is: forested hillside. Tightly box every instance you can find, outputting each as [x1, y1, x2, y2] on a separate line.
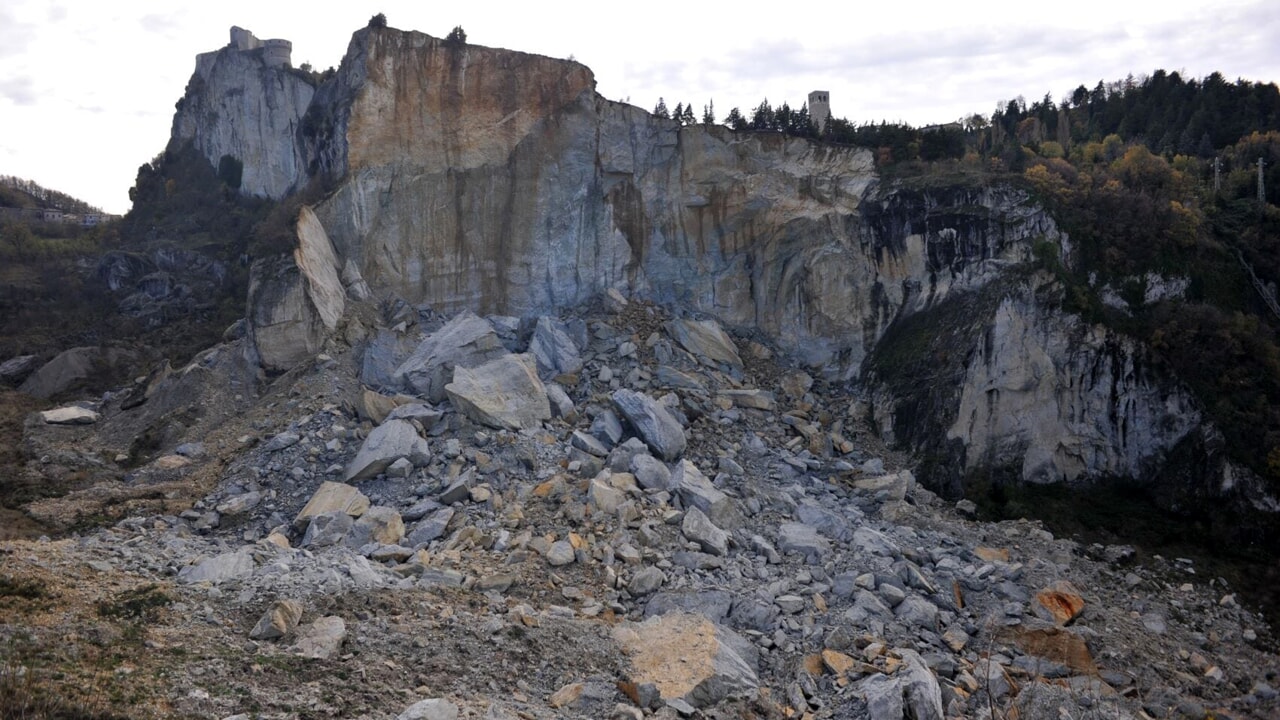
[709, 71, 1280, 499]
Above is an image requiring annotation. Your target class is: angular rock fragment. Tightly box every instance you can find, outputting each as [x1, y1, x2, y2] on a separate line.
[614, 611, 758, 709]
[347, 505, 405, 547]
[345, 419, 431, 481]
[682, 506, 728, 556]
[668, 319, 743, 370]
[294, 481, 370, 530]
[1035, 580, 1086, 626]
[302, 511, 354, 547]
[631, 453, 671, 491]
[293, 616, 346, 659]
[445, 353, 550, 430]
[528, 316, 583, 379]
[393, 311, 507, 402]
[39, 406, 100, 425]
[250, 599, 304, 640]
[612, 389, 686, 461]
[718, 389, 776, 411]
[671, 460, 737, 528]
[177, 549, 254, 585]
[777, 522, 830, 562]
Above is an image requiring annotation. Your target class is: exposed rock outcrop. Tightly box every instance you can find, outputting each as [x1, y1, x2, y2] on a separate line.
[167, 22, 1276, 520]
[172, 31, 314, 199]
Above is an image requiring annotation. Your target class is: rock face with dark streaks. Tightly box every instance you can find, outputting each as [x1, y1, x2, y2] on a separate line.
[167, 22, 1278, 518]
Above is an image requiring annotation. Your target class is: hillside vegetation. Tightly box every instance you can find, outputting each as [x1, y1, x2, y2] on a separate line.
[716, 71, 1280, 499]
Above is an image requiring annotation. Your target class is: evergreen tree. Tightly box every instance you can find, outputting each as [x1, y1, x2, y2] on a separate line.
[702, 100, 715, 125]
[724, 107, 747, 131]
[750, 99, 773, 131]
[653, 98, 670, 120]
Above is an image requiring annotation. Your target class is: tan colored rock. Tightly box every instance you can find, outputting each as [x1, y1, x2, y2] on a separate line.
[853, 470, 914, 502]
[361, 389, 417, 424]
[975, 547, 1010, 563]
[548, 682, 584, 709]
[353, 505, 405, 545]
[613, 611, 758, 709]
[779, 370, 814, 401]
[293, 207, 345, 331]
[822, 649, 856, 676]
[152, 455, 191, 470]
[293, 616, 346, 659]
[293, 481, 370, 530]
[250, 599, 304, 640]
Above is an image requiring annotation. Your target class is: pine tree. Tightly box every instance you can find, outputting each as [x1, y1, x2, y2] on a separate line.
[653, 98, 670, 120]
[725, 107, 746, 131]
[702, 100, 715, 125]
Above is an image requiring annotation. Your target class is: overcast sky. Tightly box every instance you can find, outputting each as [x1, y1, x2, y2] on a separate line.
[3, 0, 1279, 214]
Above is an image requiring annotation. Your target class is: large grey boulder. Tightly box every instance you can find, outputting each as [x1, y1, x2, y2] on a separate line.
[361, 328, 422, 389]
[671, 460, 737, 528]
[293, 616, 346, 660]
[681, 506, 728, 557]
[897, 649, 945, 720]
[393, 312, 508, 402]
[777, 522, 831, 562]
[302, 511, 355, 547]
[445, 353, 550, 430]
[346, 419, 431, 482]
[19, 346, 136, 399]
[527, 316, 583, 379]
[631, 453, 672, 491]
[614, 612, 758, 709]
[612, 389, 686, 462]
[668, 319, 743, 370]
[855, 649, 944, 720]
[246, 255, 327, 372]
[0, 354, 39, 385]
[406, 507, 454, 547]
[177, 549, 254, 585]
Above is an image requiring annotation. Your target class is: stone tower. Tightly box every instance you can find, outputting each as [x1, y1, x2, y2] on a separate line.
[808, 90, 831, 133]
[263, 39, 293, 68]
[227, 26, 292, 68]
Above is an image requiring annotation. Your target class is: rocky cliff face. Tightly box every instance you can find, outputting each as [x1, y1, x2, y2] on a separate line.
[172, 41, 314, 198]
[165, 24, 1276, 515]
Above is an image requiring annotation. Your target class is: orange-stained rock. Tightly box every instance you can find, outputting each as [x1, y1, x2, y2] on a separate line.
[999, 621, 1097, 675]
[822, 649, 856, 676]
[1036, 581, 1086, 625]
